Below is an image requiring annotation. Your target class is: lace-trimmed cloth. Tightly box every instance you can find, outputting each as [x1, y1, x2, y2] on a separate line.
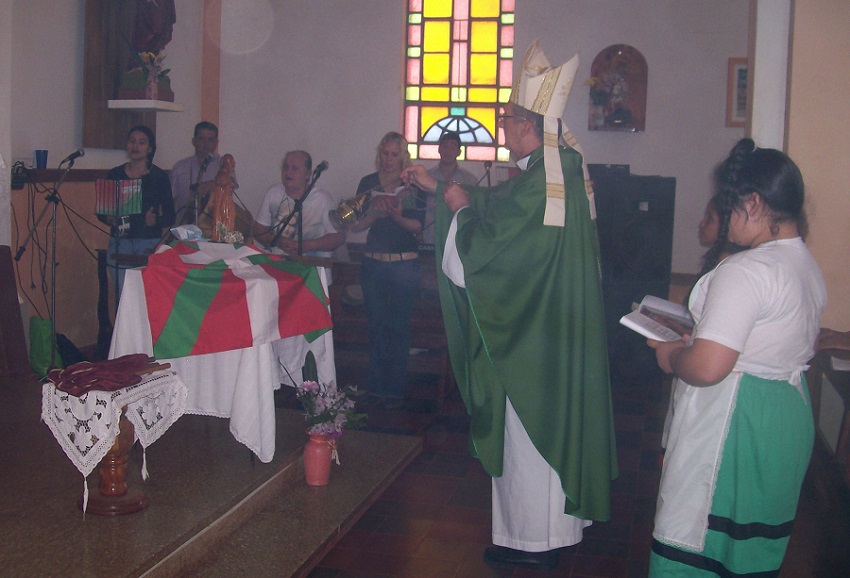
[41, 370, 188, 511]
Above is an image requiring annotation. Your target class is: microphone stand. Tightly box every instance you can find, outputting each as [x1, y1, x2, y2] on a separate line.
[192, 155, 213, 225]
[269, 167, 325, 256]
[13, 158, 77, 372]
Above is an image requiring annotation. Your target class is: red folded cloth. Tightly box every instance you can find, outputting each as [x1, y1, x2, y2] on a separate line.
[47, 354, 152, 397]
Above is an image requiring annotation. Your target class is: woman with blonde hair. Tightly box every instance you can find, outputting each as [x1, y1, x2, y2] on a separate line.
[352, 132, 425, 408]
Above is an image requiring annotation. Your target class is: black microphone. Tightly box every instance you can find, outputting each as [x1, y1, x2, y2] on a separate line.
[484, 161, 492, 170]
[60, 148, 85, 164]
[313, 160, 329, 176]
[200, 153, 214, 170]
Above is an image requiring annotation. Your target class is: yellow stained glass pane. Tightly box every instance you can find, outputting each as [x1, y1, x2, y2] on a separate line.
[468, 87, 497, 102]
[423, 53, 450, 84]
[497, 147, 510, 162]
[420, 106, 448, 137]
[501, 13, 514, 24]
[421, 87, 450, 101]
[407, 46, 421, 58]
[469, 53, 497, 85]
[409, 13, 422, 24]
[408, 143, 418, 160]
[467, 107, 495, 137]
[423, 21, 450, 52]
[422, 0, 452, 18]
[470, 21, 497, 52]
[498, 88, 512, 102]
[406, 86, 421, 101]
[470, 0, 500, 18]
[499, 47, 513, 59]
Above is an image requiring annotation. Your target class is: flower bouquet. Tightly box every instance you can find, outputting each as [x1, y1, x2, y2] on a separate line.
[296, 379, 366, 445]
[294, 352, 365, 480]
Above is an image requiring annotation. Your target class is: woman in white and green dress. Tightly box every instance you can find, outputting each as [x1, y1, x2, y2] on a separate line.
[648, 138, 826, 576]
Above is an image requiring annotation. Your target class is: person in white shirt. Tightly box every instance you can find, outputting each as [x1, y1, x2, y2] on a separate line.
[648, 138, 826, 577]
[252, 151, 344, 259]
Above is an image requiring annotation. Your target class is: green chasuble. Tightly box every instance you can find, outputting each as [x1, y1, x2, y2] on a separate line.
[434, 145, 618, 521]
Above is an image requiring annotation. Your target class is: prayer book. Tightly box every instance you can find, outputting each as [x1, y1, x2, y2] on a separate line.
[619, 295, 694, 342]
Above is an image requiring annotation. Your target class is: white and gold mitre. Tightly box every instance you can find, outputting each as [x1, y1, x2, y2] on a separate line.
[510, 40, 596, 225]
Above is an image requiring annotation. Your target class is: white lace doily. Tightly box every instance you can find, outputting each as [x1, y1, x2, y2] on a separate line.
[41, 370, 188, 479]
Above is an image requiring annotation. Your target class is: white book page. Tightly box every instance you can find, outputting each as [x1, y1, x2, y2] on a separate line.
[639, 295, 693, 328]
[620, 310, 683, 342]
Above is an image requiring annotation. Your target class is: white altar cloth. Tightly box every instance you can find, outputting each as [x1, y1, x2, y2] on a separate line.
[109, 266, 336, 463]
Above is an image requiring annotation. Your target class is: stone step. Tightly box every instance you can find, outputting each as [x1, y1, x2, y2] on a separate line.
[169, 430, 422, 577]
[4, 387, 421, 578]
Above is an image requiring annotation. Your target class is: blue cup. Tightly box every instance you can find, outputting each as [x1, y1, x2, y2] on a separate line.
[35, 150, 48, 169]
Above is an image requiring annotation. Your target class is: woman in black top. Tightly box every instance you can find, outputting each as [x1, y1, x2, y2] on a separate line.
[351, 131, 425, 407]
[99, 125, 174, 298]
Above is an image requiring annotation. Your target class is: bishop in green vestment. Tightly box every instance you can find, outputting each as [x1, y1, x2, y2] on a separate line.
[404, 99, 618, 566]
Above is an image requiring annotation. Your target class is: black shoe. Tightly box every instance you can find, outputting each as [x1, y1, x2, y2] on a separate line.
[483, 545, 559, 570]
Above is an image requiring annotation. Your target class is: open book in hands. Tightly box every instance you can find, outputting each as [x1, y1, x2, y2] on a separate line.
[619, 295, 694, 342]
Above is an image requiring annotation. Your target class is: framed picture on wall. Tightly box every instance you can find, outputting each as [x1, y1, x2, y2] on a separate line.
[726, 57, 748, 127]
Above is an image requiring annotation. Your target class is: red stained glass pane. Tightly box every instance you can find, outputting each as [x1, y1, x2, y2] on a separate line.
[453, 0, 469, 20]
[500, 24, 513, 47]
[405, 107, 419, 141]
[452, 43, 468, 85]
[409, 24, 422, 46]
[407, 59, 421, 85]
[466, 145, 496, 161]
[499, 59, 512, 86]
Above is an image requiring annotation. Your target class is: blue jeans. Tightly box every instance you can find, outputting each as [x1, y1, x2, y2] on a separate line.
[359, 257, 421, 400]
[107, 237, 160, 301]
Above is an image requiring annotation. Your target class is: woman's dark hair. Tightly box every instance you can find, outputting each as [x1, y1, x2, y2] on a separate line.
[713, 137, 806, 238]
[699, 194, 746, 276]
[128, 124, 157, 165]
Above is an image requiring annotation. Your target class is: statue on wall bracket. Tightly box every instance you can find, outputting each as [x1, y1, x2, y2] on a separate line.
[117, 0, 177, 102]
[587, 44, 647, 132]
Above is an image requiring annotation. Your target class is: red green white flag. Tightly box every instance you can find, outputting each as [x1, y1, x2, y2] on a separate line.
[142, 242, 332, 359]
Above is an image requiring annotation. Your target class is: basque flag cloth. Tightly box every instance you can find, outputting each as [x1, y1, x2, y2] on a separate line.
[142, 241, 332, 359]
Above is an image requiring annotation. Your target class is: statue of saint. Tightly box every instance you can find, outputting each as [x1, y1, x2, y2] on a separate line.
[209, 154, 237, 241]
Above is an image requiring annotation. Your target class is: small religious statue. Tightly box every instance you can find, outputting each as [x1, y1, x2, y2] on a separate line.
[208, 154, 236, 241]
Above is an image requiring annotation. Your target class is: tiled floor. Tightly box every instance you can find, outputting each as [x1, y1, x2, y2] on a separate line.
[296, 367, 850, 578]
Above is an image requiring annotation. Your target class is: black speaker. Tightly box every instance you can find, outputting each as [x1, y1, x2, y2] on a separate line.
[592, 172, 676, 386]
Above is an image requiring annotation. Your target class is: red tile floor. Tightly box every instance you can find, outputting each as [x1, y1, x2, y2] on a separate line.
[281, 366, 850, 577]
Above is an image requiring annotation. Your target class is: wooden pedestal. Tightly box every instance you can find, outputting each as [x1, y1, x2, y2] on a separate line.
[83, 411, 150, 515]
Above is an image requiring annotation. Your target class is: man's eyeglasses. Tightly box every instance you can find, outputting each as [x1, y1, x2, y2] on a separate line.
[497, 114, 527, 125]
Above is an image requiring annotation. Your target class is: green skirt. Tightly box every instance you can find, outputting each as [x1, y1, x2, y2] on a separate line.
[649, 373, 814, 577]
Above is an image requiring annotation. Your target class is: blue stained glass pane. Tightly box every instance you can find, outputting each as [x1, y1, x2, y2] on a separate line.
[450, 107, 466, 116]
[422, 115, 495, 144]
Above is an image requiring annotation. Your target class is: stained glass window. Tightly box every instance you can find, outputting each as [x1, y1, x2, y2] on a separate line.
[404, 0, 515, 162]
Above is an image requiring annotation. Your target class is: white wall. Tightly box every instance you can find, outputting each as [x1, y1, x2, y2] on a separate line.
[4, 0, 749, 274]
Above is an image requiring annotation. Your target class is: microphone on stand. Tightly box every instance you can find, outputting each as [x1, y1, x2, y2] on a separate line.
[200, 153, 214, 170]
[59, 148, 85, 165]
[313, 160, 329, 178]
